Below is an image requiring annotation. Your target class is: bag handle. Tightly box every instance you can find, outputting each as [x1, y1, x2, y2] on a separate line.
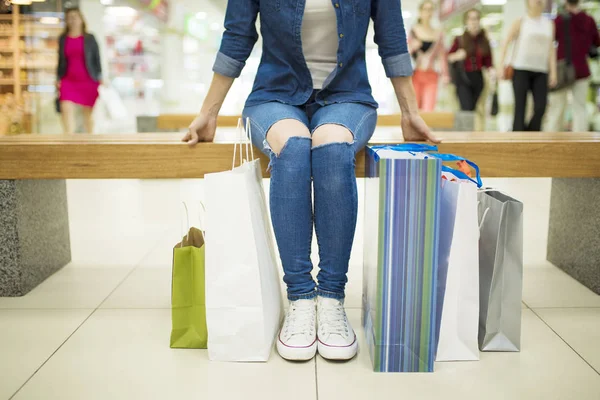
[232, 117, 255, 169]
[370, 144, 439, 161]
[426, 153, 482, 187]
[179, 202, 191, 248]
[179, 201, 206, 247]
[370, 143, 439, 152]
[441, 166, 480, 187]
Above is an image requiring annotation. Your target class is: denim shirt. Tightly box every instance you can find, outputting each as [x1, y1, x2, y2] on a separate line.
[213, 0, 413, 108]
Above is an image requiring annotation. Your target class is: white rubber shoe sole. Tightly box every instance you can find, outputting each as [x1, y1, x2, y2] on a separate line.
[317, 334, 358, 360]
[277, 334, 318, 361]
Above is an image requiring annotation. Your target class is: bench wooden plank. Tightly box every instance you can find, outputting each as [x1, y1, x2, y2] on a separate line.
[156, 112, 456, 130]
[1, 131, 599, 179]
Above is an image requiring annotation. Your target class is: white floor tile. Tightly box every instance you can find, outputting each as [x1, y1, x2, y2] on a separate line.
[523, 264, 600, 308]
[0, 265, 133, 309]
[13, 309, 316, 400]
[535, 308, 600, 373]
[101, 267, 171, 309]
[0, 309, 91, 400]
[316, 310, 600, 400]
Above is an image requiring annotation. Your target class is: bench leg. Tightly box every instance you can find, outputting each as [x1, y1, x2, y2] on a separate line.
[0, 180, 71, 296]
[547, 178, 600, 295]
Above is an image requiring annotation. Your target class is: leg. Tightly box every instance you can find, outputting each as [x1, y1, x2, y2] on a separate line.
[242, 104, 315, 301]
[456, 83, 472, 111]
[412, 71, 423, 110]
[470, 71, 485, 112]
[571, 78, 590, 132]
[544, 89, 567, 132]
[512, 70, 530, 131]
[310, 104, 378, 299]
[420, 71, 439, 112]
[81, 106, 94, 134]
[60, 101, 76, 134]
[528, 72, 549, 131]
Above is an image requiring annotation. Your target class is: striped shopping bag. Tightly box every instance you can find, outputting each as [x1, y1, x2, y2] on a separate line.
[362, 145, 441, 372]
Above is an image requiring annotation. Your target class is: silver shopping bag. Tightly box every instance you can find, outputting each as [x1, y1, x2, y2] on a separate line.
[477, 190, 523, 352]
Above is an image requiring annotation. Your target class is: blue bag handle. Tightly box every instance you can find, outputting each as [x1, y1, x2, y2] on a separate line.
[369, 144, 439, 161]
[370, 144, 439, 152]
[431, 153, 482, 187]
[441, 166, 481, 187]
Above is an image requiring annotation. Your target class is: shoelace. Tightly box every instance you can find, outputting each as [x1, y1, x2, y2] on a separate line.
[284, 304, 316, 337]
[319, 304, 349, 336]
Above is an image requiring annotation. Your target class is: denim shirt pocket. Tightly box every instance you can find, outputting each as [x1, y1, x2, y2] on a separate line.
[260, 0, 281, 14]
[352, 0, 369, 15]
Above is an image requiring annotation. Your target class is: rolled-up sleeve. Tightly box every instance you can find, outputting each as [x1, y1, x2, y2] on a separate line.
[213, 0, 259, 78]
[371, 0, 413, 77]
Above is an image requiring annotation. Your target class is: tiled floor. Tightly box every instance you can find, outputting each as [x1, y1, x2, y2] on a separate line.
[1, 178, 599, 400]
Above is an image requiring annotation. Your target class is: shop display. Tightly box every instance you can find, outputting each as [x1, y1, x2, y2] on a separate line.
[0, 5, 62, 133]
[104, 6, 163, 116]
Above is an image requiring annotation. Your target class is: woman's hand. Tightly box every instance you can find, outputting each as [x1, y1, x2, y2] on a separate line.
[401, 114, 441, 144]
[549, 72, 558, 89]
[183, 112, 218, 146]
[449, 49, 467, 62]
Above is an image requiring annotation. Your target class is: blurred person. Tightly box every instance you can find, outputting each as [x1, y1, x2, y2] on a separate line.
[499, 0, 557, 131]
[448, 9, 495, 111]
[408, 0, 449, 111]
[545, 0, 600, 132]
[183, 0, 439, 362]
[56, 8, 102, 134]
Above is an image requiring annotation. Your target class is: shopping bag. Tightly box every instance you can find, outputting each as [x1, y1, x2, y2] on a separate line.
[98, 85, 127, 120]
[170, 225, 208, 349]
[478, 190, 524, 351]
[435, 166, 480, 362]
[362, 145, 441, 372]
[204, 118, 283, 362]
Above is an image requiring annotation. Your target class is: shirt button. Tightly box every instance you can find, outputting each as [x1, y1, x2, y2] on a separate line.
[339, 62, 343, 68]
[339, 33, 344, 38]
[335, 3, 340, 8]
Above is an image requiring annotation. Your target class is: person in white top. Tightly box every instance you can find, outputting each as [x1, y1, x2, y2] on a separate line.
[500, 0, 557, 131]
[301, 0, 339, 89]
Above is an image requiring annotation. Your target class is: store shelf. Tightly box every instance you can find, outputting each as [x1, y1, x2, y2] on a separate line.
[0, 64, 56, 69]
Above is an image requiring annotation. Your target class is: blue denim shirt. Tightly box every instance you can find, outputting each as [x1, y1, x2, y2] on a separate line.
[213, 0, 413, 108]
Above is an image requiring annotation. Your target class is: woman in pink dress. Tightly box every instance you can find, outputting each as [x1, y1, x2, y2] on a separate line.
[56, 8, 102, 134]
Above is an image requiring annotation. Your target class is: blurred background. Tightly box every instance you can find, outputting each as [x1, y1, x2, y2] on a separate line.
[0, 0, 599, 135]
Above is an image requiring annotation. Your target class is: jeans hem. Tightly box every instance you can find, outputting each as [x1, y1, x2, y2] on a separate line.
[288, 290, 317, 301]
[317, 288, 345, 301]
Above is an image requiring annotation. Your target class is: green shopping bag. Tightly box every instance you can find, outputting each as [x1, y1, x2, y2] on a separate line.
[170, 227, 208, 348]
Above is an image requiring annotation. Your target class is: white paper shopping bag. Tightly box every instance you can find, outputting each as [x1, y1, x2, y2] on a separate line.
[435, 170, 480, 361]
[204, 119, 283, 362]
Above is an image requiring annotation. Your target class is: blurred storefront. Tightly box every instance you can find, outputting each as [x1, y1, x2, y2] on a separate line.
[0, 0, 599, 135]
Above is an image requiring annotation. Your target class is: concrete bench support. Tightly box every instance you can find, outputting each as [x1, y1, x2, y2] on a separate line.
[547, 178, 599, 294]
[0, 180, 71, 296]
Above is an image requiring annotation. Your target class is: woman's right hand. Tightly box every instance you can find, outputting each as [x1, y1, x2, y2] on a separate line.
[182, 112, 218, 146]
[453, 49, 467, 61]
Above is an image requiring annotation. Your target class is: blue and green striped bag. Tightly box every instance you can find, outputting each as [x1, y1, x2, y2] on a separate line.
[362, 145, 441, 373]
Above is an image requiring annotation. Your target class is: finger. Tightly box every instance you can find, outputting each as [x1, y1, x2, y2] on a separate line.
[182, 131, 192, 142]
[187, 133, 199, 147]
[426, 130, 442, 144]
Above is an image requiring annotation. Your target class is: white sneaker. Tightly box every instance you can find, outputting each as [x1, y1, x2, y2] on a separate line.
[277, 298, 317, 361]
[317, 296, 358, 360]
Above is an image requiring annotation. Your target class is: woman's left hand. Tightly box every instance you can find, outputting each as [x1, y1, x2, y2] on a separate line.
[401, 114, 441, 143]
[549, 73, 557, 88]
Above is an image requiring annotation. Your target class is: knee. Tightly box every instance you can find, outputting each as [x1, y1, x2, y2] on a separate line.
[266, 119, 311, 155]
[312, 124, 354, 149]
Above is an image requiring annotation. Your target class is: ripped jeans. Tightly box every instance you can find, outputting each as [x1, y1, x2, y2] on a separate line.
[242, 96, 378, 301]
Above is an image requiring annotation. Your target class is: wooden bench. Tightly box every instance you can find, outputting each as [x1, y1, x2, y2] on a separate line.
[145, 112, 463, 132]
[1, 130, 599, 297]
